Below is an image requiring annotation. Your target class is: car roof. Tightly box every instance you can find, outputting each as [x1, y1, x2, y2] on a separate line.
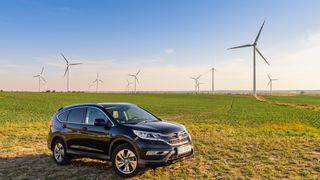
[99, 102, 136, 106]
[59, 102, 136, 111]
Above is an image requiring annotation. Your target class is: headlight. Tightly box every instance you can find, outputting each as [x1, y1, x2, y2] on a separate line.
[133, 130, 164, 141]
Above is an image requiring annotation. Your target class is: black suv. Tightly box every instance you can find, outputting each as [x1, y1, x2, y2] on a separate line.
[47, 103, 193, 177]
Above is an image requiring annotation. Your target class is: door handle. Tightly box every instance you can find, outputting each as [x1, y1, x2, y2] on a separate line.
[62, 124, 66, 128]
[82, 127, 88, 131]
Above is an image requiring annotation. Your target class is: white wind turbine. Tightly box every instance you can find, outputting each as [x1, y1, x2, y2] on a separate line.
[61, 53, 82, 92]
[88, 83, 93, 91]
[92, 73, 103, 92]
[267, 74, 278, 94]
[228, 20, 270, 96]
[190, 75, 201, 94]
[197, 81, 205, 93]
[128, 69, 141, 93]
[126, 79, 133, 92]
[33, 66, 46, 92]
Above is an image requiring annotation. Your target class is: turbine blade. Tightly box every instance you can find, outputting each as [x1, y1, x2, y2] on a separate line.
[33, 75, 40, 77]
[128, 74, 135, 77]
[136, 69, 141, 76]
[256, 48, 270, 66]
[267, 74, 271, 80]
[267, 81, 271, 86]
[99, 80, 103, 83]
[228, 44, 253, 50]
[70, 63, 82, 66]
[41, 76, 46, 83]
[136, 77, 140, 84]
[41, 66, 44, 74]
[93, 79, 98, 83]
[64, 66, 69, 77]
[254, 20, 266, 44]
[61, 53, 69, 64]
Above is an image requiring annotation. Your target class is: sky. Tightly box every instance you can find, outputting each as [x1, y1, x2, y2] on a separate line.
[1, 0, 320, 92]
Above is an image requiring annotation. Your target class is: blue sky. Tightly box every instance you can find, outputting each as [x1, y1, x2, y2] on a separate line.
[1, 0, 320, 91]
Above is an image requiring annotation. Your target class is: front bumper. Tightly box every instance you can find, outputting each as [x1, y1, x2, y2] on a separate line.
[139, 149, 194, 168]
[136, 139, 194, 168]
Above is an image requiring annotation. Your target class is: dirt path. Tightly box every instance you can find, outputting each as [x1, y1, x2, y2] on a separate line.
[256, 96, 320, 111]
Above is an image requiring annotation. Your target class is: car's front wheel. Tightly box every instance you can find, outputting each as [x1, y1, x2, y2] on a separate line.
[112, 143, 140, 178]
[52, 138, 71, 165]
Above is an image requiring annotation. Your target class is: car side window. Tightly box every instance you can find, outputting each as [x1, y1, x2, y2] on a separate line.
[86, 108, 108, 125]
[67, 108, 87, 124]
[58, 110, 69, 122]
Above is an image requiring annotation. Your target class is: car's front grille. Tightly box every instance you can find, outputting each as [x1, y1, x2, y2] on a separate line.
[167, 130, 190, 145]
[168, 136, 189, 145]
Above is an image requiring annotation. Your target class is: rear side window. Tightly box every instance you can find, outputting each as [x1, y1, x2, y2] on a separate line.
[67, 108, 87, 124]
[57, 111, 69, 122]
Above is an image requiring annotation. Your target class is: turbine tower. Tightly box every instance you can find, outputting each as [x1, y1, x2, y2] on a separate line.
[267, 74, 278, 94]
[228, 21, 270, 96]
[210, 67, 216, 93]
[33, 66, 46, 92]
[126, 79, 133, 92]
[61, 53, 82, 92]
[128, 69, 141, 93]
[92, 73, 103, 92]
[190, 75, 201, 94]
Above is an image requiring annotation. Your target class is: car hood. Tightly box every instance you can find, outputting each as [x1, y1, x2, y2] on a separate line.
[123, 120, 185, 134]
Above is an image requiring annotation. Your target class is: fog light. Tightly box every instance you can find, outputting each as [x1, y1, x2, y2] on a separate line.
[146, 151, 169, 156]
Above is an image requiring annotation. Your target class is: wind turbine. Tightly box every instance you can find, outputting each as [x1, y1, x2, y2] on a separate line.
[61, 53, 82, 92]
[267, 74, 278, 94]
[33, 66, 46, 92]
[190, 75, 201, 94]
[88, 83, 93, 91]
[126, 79, 133, 92]
[197, 81, 205, 93]
[228, 21, 270, 96]
[128, 69, 141, 93]
[210, 67, 216, 93]
[92, 73, 103, 92]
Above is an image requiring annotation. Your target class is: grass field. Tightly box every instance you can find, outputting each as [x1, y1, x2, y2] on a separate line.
[1, 92, 320, 179]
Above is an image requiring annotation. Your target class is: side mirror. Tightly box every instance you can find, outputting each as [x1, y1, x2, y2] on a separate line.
[94, 119, 112, 128]
[94, 119, 107, 126]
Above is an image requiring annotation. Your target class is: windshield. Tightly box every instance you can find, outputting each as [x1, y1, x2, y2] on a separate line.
[103, 105, 159, 124]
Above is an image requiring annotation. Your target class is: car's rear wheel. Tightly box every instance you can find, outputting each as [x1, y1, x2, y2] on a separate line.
[112, 143, 140, 178]
[52, 138, 71, 165]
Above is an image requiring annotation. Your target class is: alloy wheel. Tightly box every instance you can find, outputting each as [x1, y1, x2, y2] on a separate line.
[115, 149, 137, 174]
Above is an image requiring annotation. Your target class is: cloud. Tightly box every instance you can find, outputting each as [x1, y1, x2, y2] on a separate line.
[164, 48, 174, 54]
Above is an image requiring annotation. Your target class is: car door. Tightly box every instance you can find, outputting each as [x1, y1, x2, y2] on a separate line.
[64, 107, 87, 151]
[79, 107, 113, 154]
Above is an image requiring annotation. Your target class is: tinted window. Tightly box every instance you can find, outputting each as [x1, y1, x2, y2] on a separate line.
[58, 111, 69, 122]
[86, 108, 108, 125]
[67, 108, 87, 123]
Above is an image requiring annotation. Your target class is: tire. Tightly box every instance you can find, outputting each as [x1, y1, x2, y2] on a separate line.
[52, 138, 72, 165]
[112, 143, 141, 178]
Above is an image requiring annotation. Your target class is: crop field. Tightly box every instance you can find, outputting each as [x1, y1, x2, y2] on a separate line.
[1, 92, 320, 179]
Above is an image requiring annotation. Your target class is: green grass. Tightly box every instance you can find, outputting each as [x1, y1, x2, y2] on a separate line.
[1, 92, 320, 179]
